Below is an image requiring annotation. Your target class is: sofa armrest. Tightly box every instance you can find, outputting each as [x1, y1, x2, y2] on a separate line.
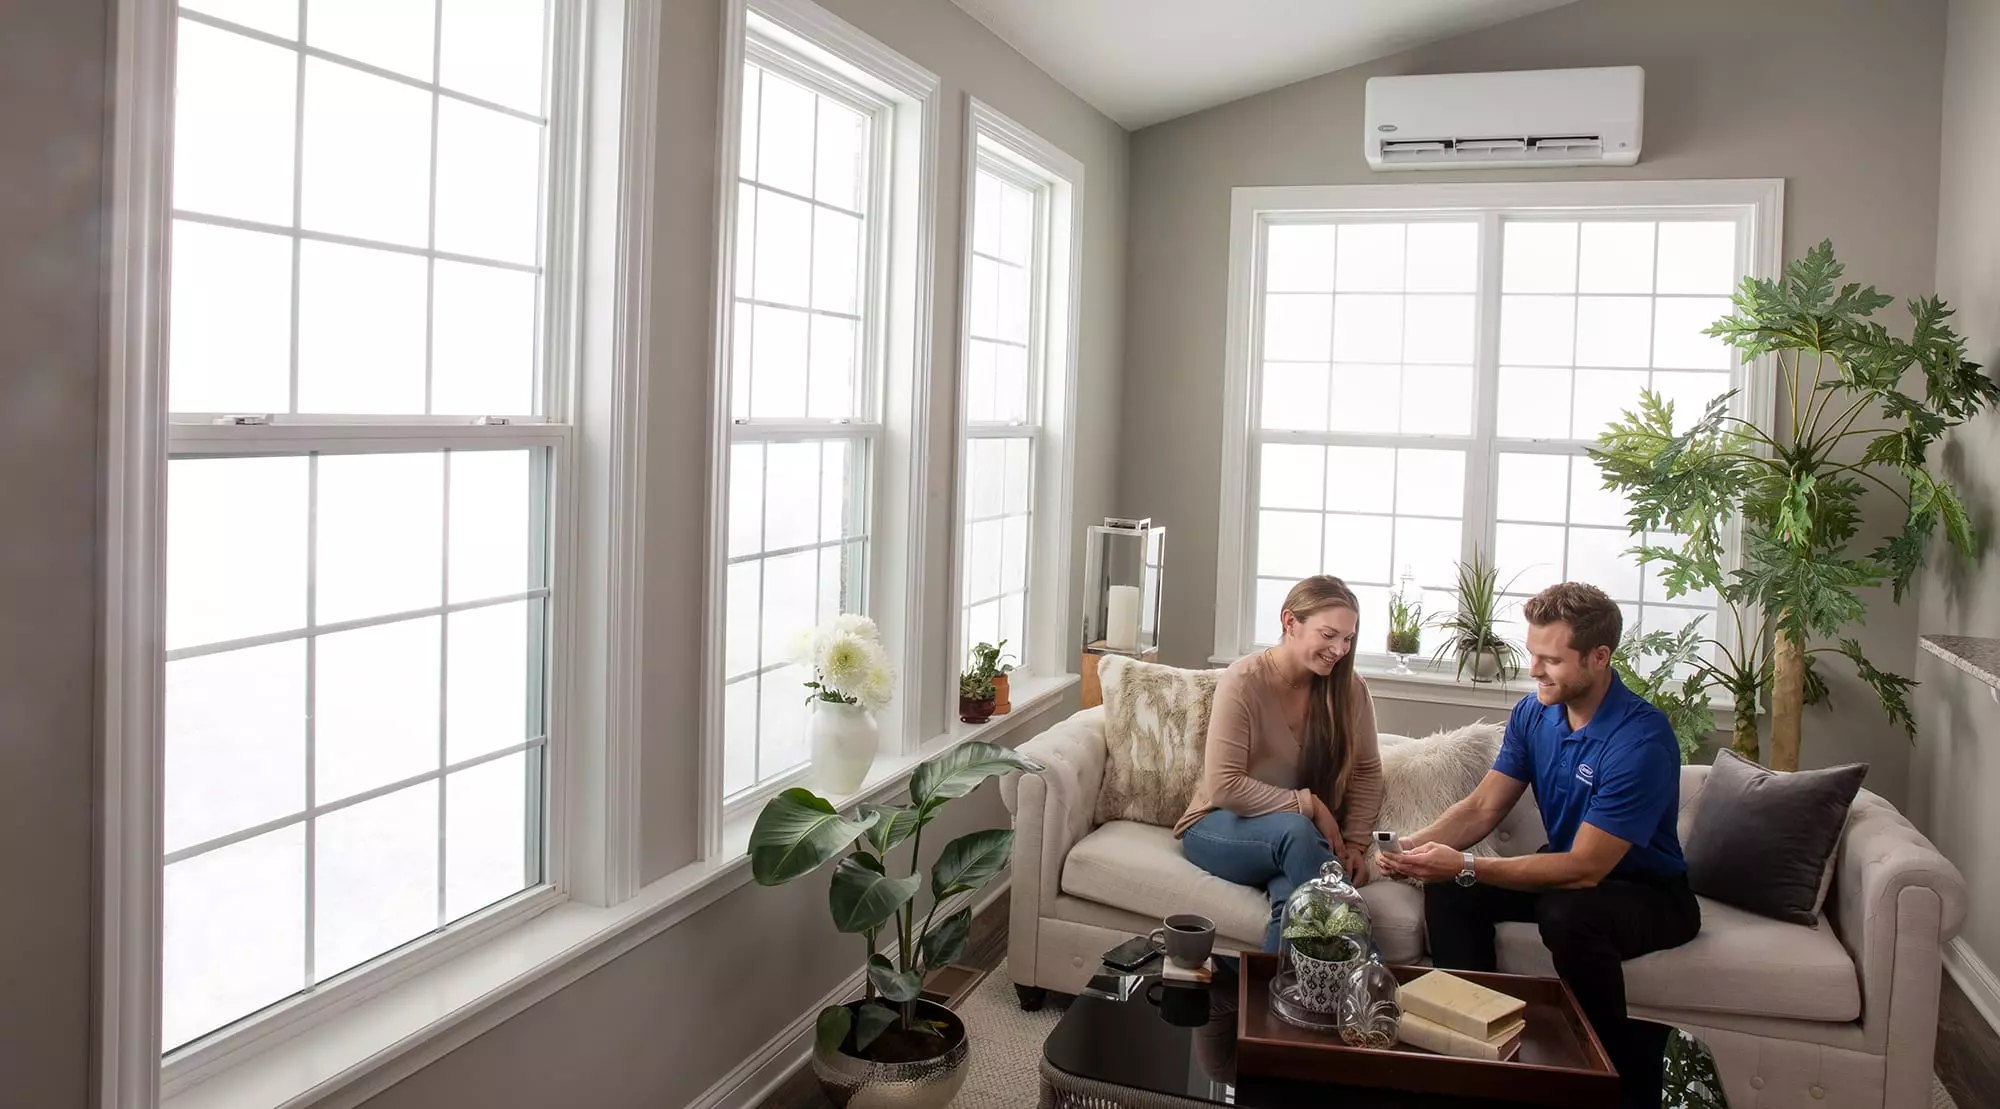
[1828, 789, 1966, 1067]
[1003, 707, 1107, 984]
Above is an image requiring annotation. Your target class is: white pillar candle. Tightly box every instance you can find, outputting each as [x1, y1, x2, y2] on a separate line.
[1105, 585, 1141, 651]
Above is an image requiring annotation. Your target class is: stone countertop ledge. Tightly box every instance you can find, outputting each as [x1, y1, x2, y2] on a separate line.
[1919, 634, 2000, 692]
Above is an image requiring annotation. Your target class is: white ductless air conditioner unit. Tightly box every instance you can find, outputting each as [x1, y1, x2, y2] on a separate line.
[1363, 66, 1643, 171]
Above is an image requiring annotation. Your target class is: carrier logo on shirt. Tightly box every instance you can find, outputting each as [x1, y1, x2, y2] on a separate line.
[1576, 763, 1596, 786]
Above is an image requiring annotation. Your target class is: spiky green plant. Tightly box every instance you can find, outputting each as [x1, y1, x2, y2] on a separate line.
[1429, 548, 1522, 682]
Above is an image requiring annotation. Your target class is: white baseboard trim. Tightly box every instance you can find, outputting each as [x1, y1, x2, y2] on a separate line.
[1943, 936, 2000, 1038]
[685, 874, 1012, 1109]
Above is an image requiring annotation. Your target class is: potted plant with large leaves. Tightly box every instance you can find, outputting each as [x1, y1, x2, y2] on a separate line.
[1590, 240, 1998, 768]
[749, 740, 1041, 1108]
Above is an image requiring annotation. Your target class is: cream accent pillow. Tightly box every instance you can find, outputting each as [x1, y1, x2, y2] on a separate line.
[1376, 721, 1506, 884]
[1093, 654, 1220, 827]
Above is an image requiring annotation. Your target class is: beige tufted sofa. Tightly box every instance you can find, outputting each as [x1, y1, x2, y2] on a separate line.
[1000, 705, 1968, 1109]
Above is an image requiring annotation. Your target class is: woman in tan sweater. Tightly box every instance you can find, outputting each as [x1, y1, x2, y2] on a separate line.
[1175, 575, 1383, 951]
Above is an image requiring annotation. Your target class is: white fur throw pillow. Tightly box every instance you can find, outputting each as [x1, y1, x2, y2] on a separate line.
[1377, 721, 1506, 883]
[1094, 654, 1220, 827]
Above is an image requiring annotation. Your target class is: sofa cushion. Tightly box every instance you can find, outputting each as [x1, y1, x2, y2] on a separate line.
[1060, 819, 1425, 963]
[1093, 655, 1219, 827]
[1685, 750, 1867, 925]
[1493, 895, 1860, 1023]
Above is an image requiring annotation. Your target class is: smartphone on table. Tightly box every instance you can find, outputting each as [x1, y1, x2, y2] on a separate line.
[1101, 935, 1161, 972]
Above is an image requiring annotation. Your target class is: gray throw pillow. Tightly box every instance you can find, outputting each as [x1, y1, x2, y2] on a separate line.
[1684, 749, 1867, 926]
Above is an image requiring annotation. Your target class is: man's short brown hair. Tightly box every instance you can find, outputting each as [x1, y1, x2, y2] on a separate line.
[1522, 582, 1622, 657]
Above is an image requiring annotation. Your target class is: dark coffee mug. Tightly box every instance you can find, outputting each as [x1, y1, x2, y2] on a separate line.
[1146, 979, 1210, 1027]
[1148, 913, 1216, 969]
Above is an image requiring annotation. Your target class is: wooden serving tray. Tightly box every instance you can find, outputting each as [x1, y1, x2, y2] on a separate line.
[1235, 954, 1618, 1108]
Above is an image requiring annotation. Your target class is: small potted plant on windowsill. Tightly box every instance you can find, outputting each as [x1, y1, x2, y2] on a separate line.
[958, 670, 996, 724]
[1385, 592, 1423, 675]
[969, 640, 1016, 715]
[1431, 548, 1522, 684]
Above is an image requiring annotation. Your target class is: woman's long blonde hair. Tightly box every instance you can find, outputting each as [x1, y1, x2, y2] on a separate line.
[1280, 576, 1364, 815]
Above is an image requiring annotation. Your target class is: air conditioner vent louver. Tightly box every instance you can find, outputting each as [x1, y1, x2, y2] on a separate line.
[1364, 68, 1642, 171]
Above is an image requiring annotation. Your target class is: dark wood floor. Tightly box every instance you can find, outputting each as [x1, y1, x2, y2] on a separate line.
[1938, 972, 2000, 1109]
[758, 890, 2000, 1109]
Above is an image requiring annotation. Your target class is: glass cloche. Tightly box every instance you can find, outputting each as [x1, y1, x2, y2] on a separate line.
[1269, 860, 1401, 1047]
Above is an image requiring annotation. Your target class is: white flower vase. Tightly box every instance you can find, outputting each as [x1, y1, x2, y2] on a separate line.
[810, 700, 879, 795]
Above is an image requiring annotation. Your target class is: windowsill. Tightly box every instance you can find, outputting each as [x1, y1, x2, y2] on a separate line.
[163, 673, 1077, 1109]
[1207, 652, 1736, 726]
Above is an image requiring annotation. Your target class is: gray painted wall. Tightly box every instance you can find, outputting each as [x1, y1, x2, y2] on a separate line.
[0, 0, 105, 1106]
[357, 0, 1128, 1105]
[1912, 0, 2000, 998]
[1118, 0, 1947, 804]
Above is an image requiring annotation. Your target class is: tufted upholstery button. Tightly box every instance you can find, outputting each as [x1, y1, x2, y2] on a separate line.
[1750, 1078, 1764, 1091]
[1811, 1087, 1825, 1099]
[1071, 956, 1084, 968]
[1498, 831, 1511, 842]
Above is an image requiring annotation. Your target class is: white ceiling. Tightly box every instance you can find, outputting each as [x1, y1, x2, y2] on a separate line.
[950, 0, 1583, 129]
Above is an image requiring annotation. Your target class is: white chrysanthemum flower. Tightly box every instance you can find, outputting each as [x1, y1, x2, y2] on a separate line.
[817, 632, 876, 695]
[833, 612, 881, 643]
[786, 626, 819, 666]
[857, 657, 895, 709]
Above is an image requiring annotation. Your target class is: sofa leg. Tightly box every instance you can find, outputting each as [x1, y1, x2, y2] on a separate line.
[1014, 984, 1048, 1012]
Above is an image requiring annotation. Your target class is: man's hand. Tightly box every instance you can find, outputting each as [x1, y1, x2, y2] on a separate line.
[1378, 841, 1464, 883]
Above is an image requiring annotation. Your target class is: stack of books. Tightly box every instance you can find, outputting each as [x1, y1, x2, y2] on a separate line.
[1395, 971, 1527, 1062]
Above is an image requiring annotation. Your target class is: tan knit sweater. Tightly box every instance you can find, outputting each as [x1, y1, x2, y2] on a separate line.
[1172, 650, 1383, 843]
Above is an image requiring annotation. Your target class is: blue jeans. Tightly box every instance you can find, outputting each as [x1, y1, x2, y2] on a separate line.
[1180, 809, 1337, 952]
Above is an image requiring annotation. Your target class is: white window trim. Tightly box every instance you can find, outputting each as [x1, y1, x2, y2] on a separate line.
[1211, 179, 1784, 693]
[699, 0, 940, 846]
[948, 96, 1084, 701]
[100, 0, 660, 1105]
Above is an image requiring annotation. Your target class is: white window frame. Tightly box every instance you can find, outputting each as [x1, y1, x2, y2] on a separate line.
[1211, 180, 1784, 682]
[948, 97, 1083, 695]
[100, 0, 658, 1102]
[700, 0, 939, 844]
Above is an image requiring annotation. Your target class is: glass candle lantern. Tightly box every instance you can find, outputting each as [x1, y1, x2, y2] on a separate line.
[1082, 519, 1165, 656]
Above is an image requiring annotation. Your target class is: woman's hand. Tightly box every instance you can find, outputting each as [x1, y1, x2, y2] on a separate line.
[1337, 840, 1371, 886]
[1306, 795, 1343, 848]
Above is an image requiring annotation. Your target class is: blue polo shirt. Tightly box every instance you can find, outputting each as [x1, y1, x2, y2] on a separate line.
[1492, 672, 1686, 878]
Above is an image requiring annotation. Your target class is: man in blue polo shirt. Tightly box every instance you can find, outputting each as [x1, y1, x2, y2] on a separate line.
[1380, 582, 1699, 1106]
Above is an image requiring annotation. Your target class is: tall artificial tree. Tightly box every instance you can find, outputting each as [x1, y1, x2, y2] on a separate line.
[1590, 240, 1998, 769]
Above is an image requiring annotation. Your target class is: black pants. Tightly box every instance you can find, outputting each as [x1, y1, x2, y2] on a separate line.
[1424, 873, 1700, 1107]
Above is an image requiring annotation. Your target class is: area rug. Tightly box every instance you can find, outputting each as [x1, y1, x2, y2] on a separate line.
[947, 961, 1961, 1109]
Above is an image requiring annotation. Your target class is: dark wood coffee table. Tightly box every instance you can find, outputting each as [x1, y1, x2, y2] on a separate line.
[1039, 954, 1600, 1109]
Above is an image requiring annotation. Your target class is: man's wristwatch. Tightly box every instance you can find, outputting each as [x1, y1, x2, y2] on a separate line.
[1454, 851, 1478, 887]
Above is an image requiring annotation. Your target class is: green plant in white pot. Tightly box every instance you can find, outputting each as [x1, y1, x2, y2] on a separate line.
[748, 740, 1040, 1108]
[1430, 549, 1522, 683]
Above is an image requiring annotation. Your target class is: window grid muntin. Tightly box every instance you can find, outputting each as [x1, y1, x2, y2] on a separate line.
[724, 34, 892, 799]
[959, 153, 1047, 670]
[162, 0, 568, 1059]
[169, 5, 554, 422]
[1245, 208, 1751, 668]
[160, 443, 554, 1051]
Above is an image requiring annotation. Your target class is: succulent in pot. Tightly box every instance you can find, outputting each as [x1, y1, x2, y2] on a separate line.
[958, 670, 996, 724]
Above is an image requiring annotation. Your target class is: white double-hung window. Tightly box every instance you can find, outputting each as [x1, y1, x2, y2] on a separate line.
[708, 0, 937, 814]
[160, 0, 567, 1057]
[952, 101, 1083, 684]
[1213, 181, 1782, 674]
